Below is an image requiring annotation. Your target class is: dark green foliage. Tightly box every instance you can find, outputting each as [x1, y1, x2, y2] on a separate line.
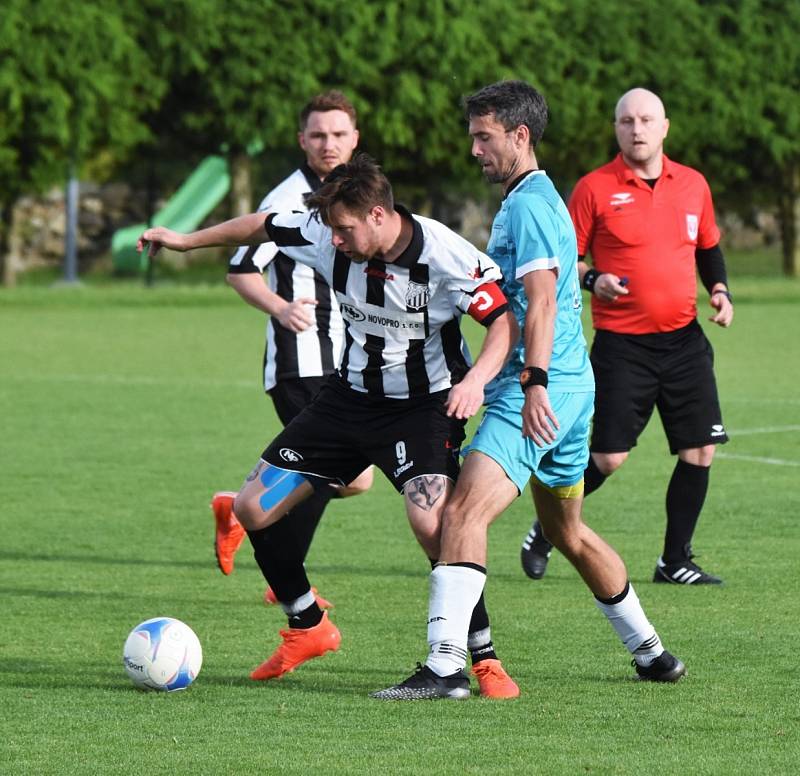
[2, 0, 800, 270]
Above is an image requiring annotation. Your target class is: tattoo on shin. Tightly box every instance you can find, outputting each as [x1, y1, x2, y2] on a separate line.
[406, 475, 446, 511]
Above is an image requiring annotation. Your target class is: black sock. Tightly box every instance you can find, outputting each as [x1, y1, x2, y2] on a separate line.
[289, 603, 324, 629]
[247, 518, 321, 628]
[583, 456, 608, 497]
[467, 593, 498, 664]
[288, 487, 334, 560]
[664, 460, 710, 563]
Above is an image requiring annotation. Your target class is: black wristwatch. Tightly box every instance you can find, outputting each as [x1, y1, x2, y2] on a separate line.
[712, 289, 733, 303]
[520, 366, 548, 391]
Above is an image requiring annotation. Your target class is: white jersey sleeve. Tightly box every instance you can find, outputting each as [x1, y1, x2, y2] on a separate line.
[263, 211, 333, 282]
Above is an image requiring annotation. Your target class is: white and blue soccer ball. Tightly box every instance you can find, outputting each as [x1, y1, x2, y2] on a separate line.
[122, 617, 203, 691]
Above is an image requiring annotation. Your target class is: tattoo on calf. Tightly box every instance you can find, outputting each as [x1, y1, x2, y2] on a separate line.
[406, 475, 446, 511]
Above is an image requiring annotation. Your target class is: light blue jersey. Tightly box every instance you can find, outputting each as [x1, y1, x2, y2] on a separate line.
[485, 170, 593, 403]
[467, 170, 594, 492]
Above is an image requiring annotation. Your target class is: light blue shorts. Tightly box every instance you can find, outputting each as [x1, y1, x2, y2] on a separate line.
[465, 389, 594, 494]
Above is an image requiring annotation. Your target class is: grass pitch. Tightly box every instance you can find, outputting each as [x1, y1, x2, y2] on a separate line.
[1, 277, 798, 774]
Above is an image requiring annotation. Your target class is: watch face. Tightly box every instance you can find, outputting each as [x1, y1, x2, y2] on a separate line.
[519, 368, 530, 385]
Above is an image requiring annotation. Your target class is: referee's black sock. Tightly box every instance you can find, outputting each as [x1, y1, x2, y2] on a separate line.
[428, 557, 496, 664]
[247, 518, 322, 629]
[663, 459, 710, 563]
[583, 456, 608, 497]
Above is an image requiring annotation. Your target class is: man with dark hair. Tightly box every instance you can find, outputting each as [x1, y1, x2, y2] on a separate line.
[139, 154, 521, 697]
[375, 80, 685, 701]
[520, 88, 732, 585]
[212, 91, 372, 608]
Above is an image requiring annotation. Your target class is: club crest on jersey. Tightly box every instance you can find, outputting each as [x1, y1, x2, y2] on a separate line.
[686, 214, 699, 241]
[405, 281, 429, 310]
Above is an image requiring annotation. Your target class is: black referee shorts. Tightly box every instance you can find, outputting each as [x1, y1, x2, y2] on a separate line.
[590, 320, 728, 455]
[261, 377, 466, 493]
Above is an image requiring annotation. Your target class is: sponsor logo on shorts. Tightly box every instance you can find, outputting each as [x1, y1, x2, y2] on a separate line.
[340, 303, 366, 322]
[279, 448, 304, 462]
[710, 424, 726, 437]
[394, 460, 414, 477]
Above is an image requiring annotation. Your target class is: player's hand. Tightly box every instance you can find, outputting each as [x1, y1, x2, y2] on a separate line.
[446, 374, 485, 420]
[709, 291, 734, 327]
[277, 298, 318, 333]
[594, 273, 630, 303]
[522, 385, 559, 445]
[137, 227, 187, 256]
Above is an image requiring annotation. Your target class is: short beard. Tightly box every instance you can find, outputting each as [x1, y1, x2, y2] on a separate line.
[482, 169, 506, 184]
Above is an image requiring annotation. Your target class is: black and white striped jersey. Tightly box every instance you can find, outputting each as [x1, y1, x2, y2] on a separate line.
[264, 207, 505, 399]
[228, 164, 345, 391]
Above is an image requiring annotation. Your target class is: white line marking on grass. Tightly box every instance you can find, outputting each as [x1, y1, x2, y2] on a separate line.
[716, 453, 800, 467]
[726, 397, 800, 405]
[729, 425, 800, 436]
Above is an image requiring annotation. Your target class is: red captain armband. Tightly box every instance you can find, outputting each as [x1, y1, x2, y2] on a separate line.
[467, 282, 509, 326]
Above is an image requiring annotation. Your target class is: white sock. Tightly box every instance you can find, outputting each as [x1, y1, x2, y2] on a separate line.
[594, 582, 664, 667]
[425, 564, 486, 676]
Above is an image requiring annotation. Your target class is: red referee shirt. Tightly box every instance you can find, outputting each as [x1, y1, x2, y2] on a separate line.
[568, 153, 720, 334]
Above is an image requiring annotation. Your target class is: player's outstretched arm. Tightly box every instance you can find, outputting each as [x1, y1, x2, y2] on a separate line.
[137, 212, 271, 257]
[446, 308, 518, 420]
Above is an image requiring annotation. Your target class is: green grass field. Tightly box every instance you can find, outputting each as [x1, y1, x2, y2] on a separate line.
[1, 277, 798, 775]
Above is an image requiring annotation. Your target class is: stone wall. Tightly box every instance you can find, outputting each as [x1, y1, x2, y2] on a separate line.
[5, 182, 781, 278]
[9, 182, 149, 274]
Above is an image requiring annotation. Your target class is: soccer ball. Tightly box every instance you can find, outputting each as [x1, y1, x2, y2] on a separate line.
[122, 617, 203, 691]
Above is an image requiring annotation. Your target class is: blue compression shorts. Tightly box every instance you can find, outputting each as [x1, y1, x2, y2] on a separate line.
[465, 388, 594, 494]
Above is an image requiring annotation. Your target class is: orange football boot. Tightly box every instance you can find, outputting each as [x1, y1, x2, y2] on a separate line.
[250, 612, 341, 680]
[211, 491, 246, 575]
[471, 659, 520, 699]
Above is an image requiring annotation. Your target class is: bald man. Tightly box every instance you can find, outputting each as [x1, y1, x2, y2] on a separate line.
[521, 88, 733, 586]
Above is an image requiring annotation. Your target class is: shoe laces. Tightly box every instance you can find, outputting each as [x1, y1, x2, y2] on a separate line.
[472, 660, 499, 678]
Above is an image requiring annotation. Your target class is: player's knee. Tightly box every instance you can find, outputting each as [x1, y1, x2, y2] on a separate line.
[546, 521, 584, 559]
[679, 445, 715, 467]
[232, 490, 261, 530]
[235, 465, 308, 529]
[594, 451, 627, 475]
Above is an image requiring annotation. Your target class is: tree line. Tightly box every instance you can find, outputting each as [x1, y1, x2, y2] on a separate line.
[1, 0, 798, 276]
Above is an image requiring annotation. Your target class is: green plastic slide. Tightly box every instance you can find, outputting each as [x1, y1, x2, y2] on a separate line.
[112, 155, 231, 272]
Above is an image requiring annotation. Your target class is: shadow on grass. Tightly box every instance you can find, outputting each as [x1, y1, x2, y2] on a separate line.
[0, 550, 425, 580]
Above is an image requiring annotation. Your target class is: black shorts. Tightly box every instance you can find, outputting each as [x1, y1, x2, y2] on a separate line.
[262, 377, 465, 493]
[269, 376, 332, 427]
[590, 320, 728, 455]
